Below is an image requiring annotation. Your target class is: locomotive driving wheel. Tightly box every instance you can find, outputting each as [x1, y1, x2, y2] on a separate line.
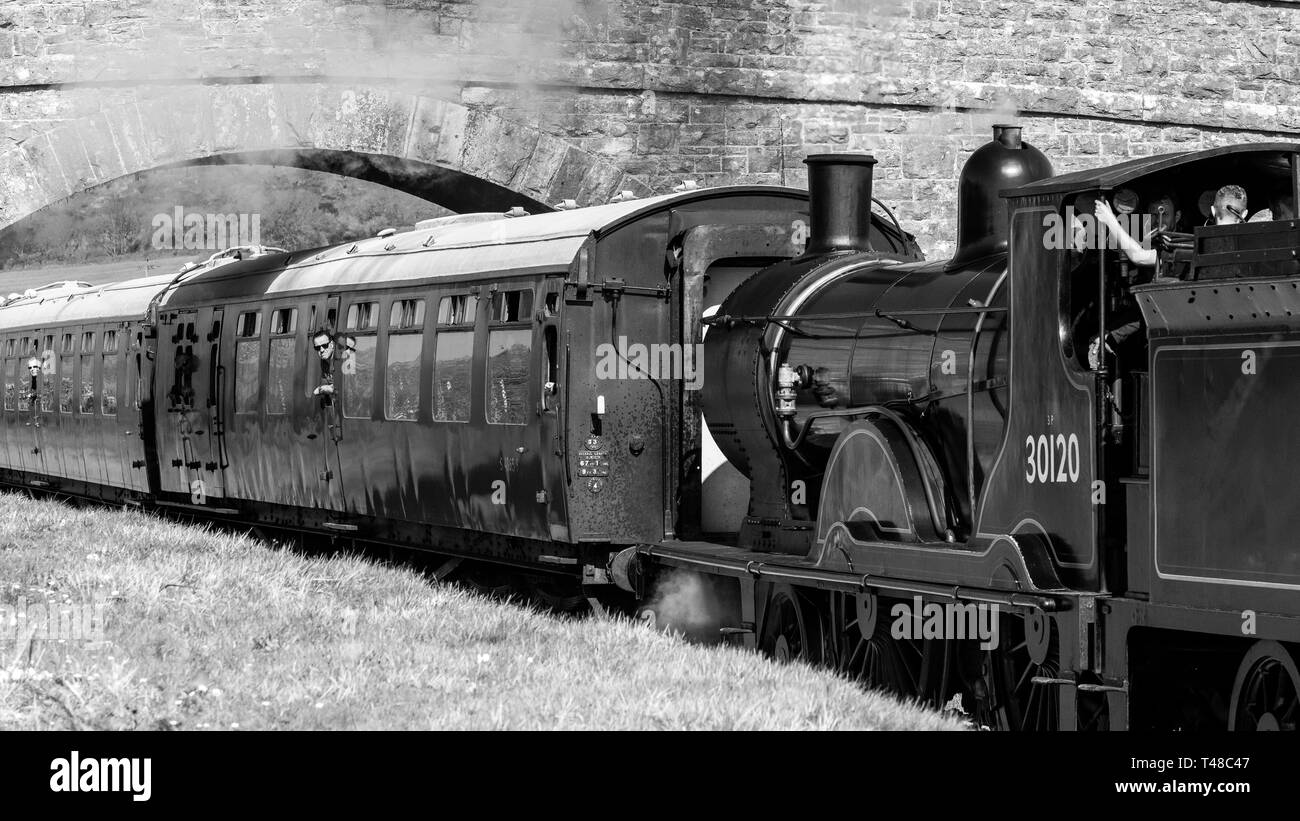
[835, 592, 944, 704]
[970, 610, 1060, 731]
[1228, 641, 1300, 731]
[759, 584, 824, 665]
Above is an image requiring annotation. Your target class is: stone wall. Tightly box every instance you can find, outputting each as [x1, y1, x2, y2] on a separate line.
[2, 0, 1297, 256]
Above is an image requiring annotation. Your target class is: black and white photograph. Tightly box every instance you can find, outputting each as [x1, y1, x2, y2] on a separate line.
[0, 0, 1296, 800]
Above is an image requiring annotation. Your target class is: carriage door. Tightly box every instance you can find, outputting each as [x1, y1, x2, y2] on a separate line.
[483, 283, 550, 540]
[536, 279, 567, 540]
[158, 308, 227, 505]
[309, 295, 346, 512]
[199, 308, 228, 500]
[31, 334, 56, 477]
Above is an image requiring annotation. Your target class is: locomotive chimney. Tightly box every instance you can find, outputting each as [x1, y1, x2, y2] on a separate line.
[948, 124, 1053, 268]
[803, 153, 877, 255]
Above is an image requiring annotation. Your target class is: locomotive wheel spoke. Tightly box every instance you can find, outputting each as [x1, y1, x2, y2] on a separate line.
[974, 612, 1059, 731]
[835, 593, 941, 705]
[760, 585, 822, 665]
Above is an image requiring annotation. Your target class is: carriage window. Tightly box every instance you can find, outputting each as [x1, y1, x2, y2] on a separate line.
[433, 331, 473, 422]
[3, 360, 13, 411]
[385, 333, 422, 421]
[236, 311, 261, 338]
[101, 357, 117, 416]
[59, 356, 74, 413]
[345, 302, 379, 331]
[79, 355, 94, 413]
[39, 346, 53, 412]
[16, 358, 29, 412]
[60, 333, 74, 354]
[81, 331, 95, 352]
[490, 289, 533, 322]
[342, 335, 376, 419]
[390, 299, 426, 330]
[543, 325, 558, 397]
[234, 340, 260, 413]
[103, 330, 119, 353]
[270, 308, 297, 336]
[487, 329, 531, 425]
[437, 295, 477, 326]
[266, 338, 296, 415]
[4, 339, 13, 357]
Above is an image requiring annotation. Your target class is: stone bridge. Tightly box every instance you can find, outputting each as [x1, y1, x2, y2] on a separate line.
[3, 0, 1300, 256]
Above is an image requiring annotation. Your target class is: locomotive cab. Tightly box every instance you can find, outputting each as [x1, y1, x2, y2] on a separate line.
[987, 143, 1300, 596]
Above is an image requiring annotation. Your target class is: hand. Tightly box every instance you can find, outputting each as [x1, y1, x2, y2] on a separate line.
[313, 383, 334, 396]
[1087, 335, 1115, 370]
[1094, 199, 1120, 231]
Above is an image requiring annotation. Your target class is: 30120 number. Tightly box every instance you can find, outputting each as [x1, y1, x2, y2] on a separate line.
[1024, 433, 1080, 484]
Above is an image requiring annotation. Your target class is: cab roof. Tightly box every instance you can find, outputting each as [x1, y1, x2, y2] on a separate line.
[1005, 142, 1300, 199]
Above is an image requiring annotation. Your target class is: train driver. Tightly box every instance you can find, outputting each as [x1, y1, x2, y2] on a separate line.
[1085, 193, 1183, 370]
[1093, 191, 1182, 269]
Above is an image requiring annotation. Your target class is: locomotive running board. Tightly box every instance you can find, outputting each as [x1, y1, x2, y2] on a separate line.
[640, 541, 1065, 611]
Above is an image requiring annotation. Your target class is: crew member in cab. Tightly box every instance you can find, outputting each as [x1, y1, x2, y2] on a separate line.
[1084, 192, 1185, 369]
[1093, 191, 1183, 269]
[1208, 185, 1248, 225]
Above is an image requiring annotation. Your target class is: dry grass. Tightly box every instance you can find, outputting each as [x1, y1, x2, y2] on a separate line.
[0, 492, 964, 730]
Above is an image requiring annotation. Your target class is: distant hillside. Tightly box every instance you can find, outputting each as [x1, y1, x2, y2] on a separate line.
[0, 165, 449, 271]
[0, 260, 166, 297]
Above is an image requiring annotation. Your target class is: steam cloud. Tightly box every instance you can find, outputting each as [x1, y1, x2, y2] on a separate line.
[643, 570, 729, 643]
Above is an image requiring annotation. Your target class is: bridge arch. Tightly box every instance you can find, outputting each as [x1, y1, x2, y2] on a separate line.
[0, 82, 655, 230]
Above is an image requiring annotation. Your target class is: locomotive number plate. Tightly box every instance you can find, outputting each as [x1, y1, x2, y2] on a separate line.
[577, 450, 610, 478]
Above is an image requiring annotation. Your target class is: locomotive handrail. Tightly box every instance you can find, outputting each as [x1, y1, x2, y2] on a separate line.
[968, 269, 1008, 525]
[702, 305, 1008, 326]
[642, 544, 1067, 611]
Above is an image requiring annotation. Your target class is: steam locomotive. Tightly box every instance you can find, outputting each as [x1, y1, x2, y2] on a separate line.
[2, 125, 1299, 730]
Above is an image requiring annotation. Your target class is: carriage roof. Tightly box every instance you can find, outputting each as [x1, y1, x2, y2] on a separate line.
[158, 186, 807, 305]
[0, 274, 177, 333]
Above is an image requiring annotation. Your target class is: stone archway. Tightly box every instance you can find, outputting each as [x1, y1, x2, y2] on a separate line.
[0, 82, 656, 229]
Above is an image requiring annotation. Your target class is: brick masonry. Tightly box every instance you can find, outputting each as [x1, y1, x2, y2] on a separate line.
[1, 0, 1298, 256]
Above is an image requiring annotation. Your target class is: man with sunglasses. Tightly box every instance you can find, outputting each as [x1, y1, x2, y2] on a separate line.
[311, 329, 336, 400]
[1209, 185, 1248, 225]
[25, 356, 42, 426]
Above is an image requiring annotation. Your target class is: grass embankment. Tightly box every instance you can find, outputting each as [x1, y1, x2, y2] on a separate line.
[0, 493, 962, 730]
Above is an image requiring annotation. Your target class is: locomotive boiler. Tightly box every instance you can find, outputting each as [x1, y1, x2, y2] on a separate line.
[701, 127, 1050, 555]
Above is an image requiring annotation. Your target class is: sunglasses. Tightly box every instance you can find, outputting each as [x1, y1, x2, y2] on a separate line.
[314, 342, 332, 351]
